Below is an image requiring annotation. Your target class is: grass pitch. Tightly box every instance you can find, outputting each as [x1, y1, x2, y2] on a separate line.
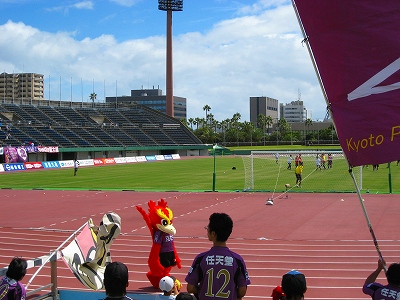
[0, 156, 398, 194]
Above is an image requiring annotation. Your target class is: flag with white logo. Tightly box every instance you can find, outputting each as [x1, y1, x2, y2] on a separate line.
[293, 0, 400, 166]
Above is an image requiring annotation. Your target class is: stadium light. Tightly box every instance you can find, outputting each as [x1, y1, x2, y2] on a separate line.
[158, 0, 183, 11]
[158, 0, 183, 117]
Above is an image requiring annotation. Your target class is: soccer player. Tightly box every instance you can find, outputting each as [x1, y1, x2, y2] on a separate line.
[185, 213, 250, 300]
[295, 161, 304, 187]
[74, 159, 80, 176]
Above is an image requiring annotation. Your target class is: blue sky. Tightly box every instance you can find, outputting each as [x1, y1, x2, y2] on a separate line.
[0, 0, 326, 121]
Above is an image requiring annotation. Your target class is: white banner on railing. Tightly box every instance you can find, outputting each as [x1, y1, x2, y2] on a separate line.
[78, 159, 95, 167]
[59, 160, 74, 168]
[125, 157, 137, 163]
[114, 157, 127, 164]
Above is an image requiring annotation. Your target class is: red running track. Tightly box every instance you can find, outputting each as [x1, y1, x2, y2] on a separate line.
[1, 189, 400, 299]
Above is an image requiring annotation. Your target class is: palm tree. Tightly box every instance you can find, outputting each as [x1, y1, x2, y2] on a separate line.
[203, 104, 211, 123]
[194, 117, 201, 130]
[265, 116, 273, 135]
[231, 113, 241, 146]
[257, 114, 267, 145]
[278, 118, 290, 137]
[220, 119, 230, 144]
[242, 121, 255, 146]
[207, 113, 214, 124]
[90, 92, 97, 103]
[188, 117, 194, 130]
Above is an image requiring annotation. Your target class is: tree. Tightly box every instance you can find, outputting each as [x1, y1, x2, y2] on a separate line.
[305, 118, 313, 145]
[90, 92, 97, 103]
[188, 117, 194, 130]
[207, 113, 215, 127]
[203, 104, 211, 123]
[257, 114, 268, 145]
[265, 115, 273, 135]
[194, 117, 202, 129]
[219, 119, 230, 144]
[231, 113, 241, 145]
[242, 121, 255, 145]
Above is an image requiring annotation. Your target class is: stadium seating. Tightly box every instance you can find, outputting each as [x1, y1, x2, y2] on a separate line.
[0, 102, 202, 148]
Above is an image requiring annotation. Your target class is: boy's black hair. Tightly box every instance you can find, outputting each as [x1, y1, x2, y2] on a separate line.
[104, 262, 128, 296]
[281, 270, 307, 300]
[386, 263, 400, 286]
[6, 257, 27, 281]
[176, 292, 195, 300]
[208, 213, 233, 242]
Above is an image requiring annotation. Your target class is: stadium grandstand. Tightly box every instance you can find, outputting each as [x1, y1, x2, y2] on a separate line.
[0, 98, 208, 162]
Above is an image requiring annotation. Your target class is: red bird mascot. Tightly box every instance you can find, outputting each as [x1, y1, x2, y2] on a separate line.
[136, 199, 181, 288]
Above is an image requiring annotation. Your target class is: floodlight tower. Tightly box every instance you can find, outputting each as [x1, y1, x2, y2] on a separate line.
[158, 0, 183, 118]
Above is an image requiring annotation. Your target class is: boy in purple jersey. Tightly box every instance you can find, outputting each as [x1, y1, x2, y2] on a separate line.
[363, 259, 400, 300]
[185, 213, 250, 300]
[0, 257, 27, 300]
[104, 262, 133, 300]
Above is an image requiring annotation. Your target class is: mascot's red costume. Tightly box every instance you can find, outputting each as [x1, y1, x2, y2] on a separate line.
[136, 199, 181, 288]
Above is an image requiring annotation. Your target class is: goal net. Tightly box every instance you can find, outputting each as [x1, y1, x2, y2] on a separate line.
[242, 150, 362, 193]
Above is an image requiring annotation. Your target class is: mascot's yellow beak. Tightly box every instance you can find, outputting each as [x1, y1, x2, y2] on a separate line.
[157, 223, 176, 235]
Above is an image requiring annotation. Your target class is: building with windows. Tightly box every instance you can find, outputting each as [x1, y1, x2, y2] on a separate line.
[279, 100, 311, 122]
[0, 73, 44, 102]
[249, 96, 279, 127]
[106, 88, 186, 120]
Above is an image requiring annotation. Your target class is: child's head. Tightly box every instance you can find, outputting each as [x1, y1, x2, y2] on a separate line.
[176, 292, 195, 300]
[6, 257, 27, 281]
[159, 276, 175, 295]
[386, 263, 400, 286]
[208, 213, 233, 242]
[169, 276, 182, 295]
[281, 270, 307, 300]
[104, 262, 129, 297]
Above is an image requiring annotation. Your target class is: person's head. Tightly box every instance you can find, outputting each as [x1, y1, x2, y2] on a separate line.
[159, 276, 174, 295]
[281, 270, 307, 300]
[207, 213, 233, 242]
[169, 276, 182, 295]
[176, 292, 195, 300]
[104, 262, 129, 297]
[386, 263, 400, 286]
[6, 257, 27, 281]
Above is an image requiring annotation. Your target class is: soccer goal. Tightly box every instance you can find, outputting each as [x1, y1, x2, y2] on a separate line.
[242, 150, 362, 193]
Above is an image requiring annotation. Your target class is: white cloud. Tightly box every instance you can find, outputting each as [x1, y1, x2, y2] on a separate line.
[72, 1, 94, 10]
[0, 2, 325, 121]
[109, 0, 141, 7]
[47, 1, 94, 13]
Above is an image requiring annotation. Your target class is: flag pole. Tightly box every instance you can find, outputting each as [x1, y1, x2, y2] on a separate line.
[26, 221, 88, 289]
[348, 167, 387, 273]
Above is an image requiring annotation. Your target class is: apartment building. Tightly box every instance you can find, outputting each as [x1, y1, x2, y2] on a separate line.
[0, 73, 44, 101]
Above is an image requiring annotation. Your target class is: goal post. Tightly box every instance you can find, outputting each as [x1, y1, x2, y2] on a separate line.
[242, 150, 362, 193]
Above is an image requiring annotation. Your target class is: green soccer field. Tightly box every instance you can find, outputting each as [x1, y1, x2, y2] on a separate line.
[0, 156, 398, 193]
